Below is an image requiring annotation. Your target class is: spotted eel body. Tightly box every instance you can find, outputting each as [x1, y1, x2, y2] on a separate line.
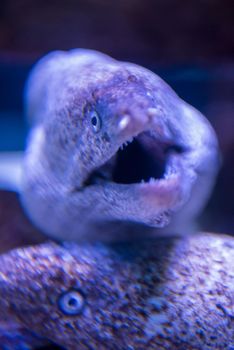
[20, 49, 220, 242]
[0, 233, 233, 349]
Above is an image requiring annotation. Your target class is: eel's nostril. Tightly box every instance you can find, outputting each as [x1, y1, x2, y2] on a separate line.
[118, 114, 130, 131]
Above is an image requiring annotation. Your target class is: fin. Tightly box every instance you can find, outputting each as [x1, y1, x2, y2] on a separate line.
[0, 152, 23, 192]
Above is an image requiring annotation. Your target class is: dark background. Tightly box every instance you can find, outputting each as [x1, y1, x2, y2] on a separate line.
[0, 0, 233, 233]
[0, 0, 234, 63]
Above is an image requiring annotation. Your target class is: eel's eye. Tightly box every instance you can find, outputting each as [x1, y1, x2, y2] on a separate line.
[58, 290, 85, 315]
[91, 111, 101, 133]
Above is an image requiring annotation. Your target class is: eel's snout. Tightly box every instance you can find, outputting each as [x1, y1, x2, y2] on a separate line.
[115, 102, 170, 144]
[116, 110, 150, 140]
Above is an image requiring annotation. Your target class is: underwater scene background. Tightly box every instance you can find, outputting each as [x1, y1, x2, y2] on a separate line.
[0, 1, 233, 349]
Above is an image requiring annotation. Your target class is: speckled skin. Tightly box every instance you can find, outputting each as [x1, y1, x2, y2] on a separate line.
[0, 233, 233, 349]
[21, 49, 219, 241]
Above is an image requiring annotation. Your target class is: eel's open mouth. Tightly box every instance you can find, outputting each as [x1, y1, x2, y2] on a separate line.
[85, 131, 183, 186]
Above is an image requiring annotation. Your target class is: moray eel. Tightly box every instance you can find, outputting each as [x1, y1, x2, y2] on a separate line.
[0, 233, 233, 349]
[13, 49, 219, 241]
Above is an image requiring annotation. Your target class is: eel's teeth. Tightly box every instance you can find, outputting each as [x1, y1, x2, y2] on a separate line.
[119, 136, 135, 151]
[119, 135, 136, 152]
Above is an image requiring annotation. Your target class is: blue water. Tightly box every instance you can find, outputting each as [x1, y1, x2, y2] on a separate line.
[0, 61, 32, 151]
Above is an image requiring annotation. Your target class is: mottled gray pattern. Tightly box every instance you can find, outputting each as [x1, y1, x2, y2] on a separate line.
[21, 49, 219, 241]
[0, 233, 233, 349]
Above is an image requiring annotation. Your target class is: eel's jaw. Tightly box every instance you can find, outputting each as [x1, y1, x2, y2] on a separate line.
[85, 108, 174, 188]
[83, 125, 190, 228]
[85, 130, 167, 186]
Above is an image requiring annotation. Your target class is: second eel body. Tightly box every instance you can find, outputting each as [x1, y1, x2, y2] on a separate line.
[0, 234, 233, 349]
